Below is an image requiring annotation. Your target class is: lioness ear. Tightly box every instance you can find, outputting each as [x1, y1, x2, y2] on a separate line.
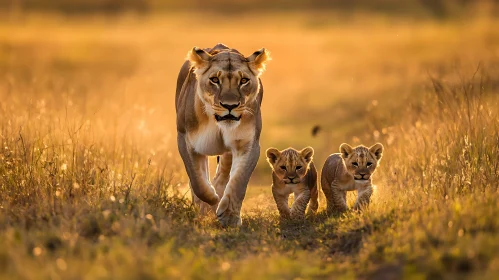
[301, 147, 314, 163]
[369, 143, 384, 161]
[266, 148, 280, 166]
[187, 47, 212, 69]
[339, 143, 353, 159]
[246, 48, 270, 76]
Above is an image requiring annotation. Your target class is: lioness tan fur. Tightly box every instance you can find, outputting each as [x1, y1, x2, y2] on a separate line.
[176, 43, 270, 227]
[266, 147, 318, 219]
[321, 143, 384, 213]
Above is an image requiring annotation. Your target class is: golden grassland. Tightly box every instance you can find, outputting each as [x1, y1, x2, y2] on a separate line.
[1, 11, 499, 279]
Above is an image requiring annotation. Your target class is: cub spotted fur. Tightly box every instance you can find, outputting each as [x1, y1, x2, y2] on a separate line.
[266, 147, 319, 219]
[321, 143, 383, 214]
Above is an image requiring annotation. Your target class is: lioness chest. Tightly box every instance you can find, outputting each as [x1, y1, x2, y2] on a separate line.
[187, 118, 255, 156]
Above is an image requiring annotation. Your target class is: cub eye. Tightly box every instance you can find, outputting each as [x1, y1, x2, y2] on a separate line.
[296, 166, 303, 170]
[367, 162, 373, 167]
[352, 162, 359, 167]
[280, 166, 287, 170]
[240, 78, 249, 84]
[209, 77, 219, 84]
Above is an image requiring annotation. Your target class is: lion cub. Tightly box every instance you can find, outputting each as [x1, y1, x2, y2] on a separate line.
[266, 147, 319, 219]
[321, 143, 383, 214]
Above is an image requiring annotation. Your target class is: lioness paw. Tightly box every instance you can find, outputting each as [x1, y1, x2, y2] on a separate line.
[216, 195, 242, 227]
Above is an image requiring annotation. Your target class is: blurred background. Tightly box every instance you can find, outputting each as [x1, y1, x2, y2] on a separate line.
[2, 0, 498, 16]
[1, 0, 498, 186]
[3, 1, 499, 278]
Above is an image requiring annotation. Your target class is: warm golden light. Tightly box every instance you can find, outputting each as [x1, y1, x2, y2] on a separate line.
[1, 1, 499, 278]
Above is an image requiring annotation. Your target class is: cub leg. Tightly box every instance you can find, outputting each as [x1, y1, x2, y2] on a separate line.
[353, 184, 373, 210]
[307, 182, 319, 215]
[272, 187, 291, 219]
[332, 186, 348, 213]
[321, 174, 335, 214]
[322, 175, 348, 214]
[290, 188, 311, 219]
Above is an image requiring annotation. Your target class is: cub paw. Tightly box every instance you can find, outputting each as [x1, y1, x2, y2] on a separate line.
[352, 202, 369, 211]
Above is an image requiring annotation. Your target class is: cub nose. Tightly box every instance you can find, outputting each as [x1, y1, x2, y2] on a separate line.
[220, 102, 240, 111]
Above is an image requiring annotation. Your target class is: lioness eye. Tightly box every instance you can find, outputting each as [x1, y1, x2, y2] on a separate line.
[352, 162, 359, 167]
[367, 162, 373, 167]
[296, 166, 302, 170]
[280, 166, 287, 170]
[240, 78, 249, 84]
[209, 77, 219, 84]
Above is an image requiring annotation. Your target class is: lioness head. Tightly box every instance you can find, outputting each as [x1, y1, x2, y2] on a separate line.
[340, 143, 384, 181]
[266, 147, 314, 184]
[187, 46, 270, 125]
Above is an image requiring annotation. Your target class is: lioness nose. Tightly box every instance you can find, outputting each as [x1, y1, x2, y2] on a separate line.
[220, 102, 240, 111]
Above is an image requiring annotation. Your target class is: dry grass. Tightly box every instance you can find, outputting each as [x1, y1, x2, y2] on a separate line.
[1, 11, 499, 279]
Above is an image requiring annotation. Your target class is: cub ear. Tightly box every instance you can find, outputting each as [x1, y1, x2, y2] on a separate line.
[246, 48, 270, 76]
[187, 47, 212, 69]
[339, 143, 353, 159]
[369, 143, 384, 160]
[301, 147, 314, 163]
[266, 148, 280, 165]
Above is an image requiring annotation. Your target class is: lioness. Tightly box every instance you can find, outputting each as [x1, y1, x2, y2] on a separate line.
[321, 143, 383, 214]
[266, 147, 319, 219]
[175, 43, 270, 227]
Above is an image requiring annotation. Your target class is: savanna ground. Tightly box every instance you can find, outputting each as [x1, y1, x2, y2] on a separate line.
[2, 4, 499, 279]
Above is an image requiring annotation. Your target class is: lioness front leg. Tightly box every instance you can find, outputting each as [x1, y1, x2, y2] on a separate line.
[353, 184, 373, 210]
[210, 152, 232, 213]
[216, 143, 260, 227]
[177, 134, 219, 206]
[190, 155, 213, 215]
[290, 189, 311, 219]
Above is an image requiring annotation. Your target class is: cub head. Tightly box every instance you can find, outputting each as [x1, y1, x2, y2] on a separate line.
[340, 143, 384, 181]
[187, 45, 270, 126]
[266, 147, 314, 184]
